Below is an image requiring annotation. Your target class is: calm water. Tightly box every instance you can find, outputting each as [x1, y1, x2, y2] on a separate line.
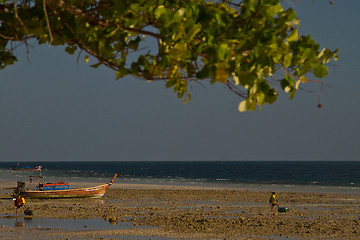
[1, 161, 360, 193]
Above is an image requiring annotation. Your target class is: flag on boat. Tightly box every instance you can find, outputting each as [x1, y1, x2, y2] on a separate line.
[34, 166, 42, 171]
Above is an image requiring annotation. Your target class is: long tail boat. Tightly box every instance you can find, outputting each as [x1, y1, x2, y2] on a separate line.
[15, 174, 117, 199]
[12, 164, 42, 171]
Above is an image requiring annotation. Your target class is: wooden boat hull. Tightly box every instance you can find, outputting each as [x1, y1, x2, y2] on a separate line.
[19, 174, 117, 199]
[20, 184, 111, 199]
[13, 169, 40, 171]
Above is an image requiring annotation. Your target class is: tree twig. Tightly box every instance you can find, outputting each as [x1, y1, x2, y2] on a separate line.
[43, 0, 53, 45]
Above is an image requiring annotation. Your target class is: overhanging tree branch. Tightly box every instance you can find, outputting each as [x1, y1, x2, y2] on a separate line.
[0, 0, 339, 112]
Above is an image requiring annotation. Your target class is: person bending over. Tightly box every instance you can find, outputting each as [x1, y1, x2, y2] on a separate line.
[14, 194, 27, 216]
[269, 192, 280, 212]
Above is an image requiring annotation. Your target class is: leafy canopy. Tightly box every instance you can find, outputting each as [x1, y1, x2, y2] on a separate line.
[0, 0, 338, 111]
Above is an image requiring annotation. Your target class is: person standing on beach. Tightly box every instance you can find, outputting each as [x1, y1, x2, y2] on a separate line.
[14, 194, 27, 216]
[269, 192, 280, 212]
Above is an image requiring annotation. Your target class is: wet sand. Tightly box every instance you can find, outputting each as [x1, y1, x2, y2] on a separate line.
[1, 182, 360, 239]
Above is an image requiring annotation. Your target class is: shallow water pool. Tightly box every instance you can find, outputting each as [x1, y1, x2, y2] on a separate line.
[0, 216, 138, 230]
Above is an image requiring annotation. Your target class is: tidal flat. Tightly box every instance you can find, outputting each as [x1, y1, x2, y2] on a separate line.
[1, 183, 360, 239]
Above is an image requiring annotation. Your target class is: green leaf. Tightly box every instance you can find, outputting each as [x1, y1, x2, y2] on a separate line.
[216, 68, 229, 83]
[238, 100, 248, 112]
[90, 62, 102, 68]
[65, 46, 77, 55]
[289, 88, 296, 99]
[196, 64, 210, 79]
[185, 24, 201, 42]
[155, 5, 173, 27]
[287, 27, 298, 42]
[313, 64, 328, 78]
[245, 0, 259, 12]
[286, 9, 297, 22]
[283, 53, 292, 68]
[264, 89, 278, 104]
[238, 99, 257, 112]
[257, 92, 265, 105]
[155, 6, 169, 23]
[116, 67, 130, 79]
[237, 72, 255, 86]
[169, 42, 187, 61]
[128, 36, 141, 50]
[165, 79, 176, 88]
[281, 76, 294, 92]
[264, 3, 282, 17]
[318, 48, 339, 64]
[98, 40, 106, 53]
[217, 43, 229, 61]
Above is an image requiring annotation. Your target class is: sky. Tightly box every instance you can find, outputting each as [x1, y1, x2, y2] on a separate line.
[0, 1, 359, 162]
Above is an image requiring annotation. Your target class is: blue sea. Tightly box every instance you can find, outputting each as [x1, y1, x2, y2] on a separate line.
[1, 161, 359, 194]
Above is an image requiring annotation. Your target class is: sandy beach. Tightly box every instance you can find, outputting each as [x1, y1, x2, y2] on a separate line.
[1, 181, 360, 239]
